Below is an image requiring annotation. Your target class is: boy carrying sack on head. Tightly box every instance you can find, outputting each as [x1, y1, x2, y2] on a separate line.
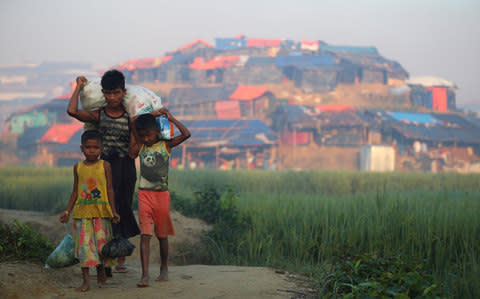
[59, 130, 120, 292]
[132, 108, 191, 287]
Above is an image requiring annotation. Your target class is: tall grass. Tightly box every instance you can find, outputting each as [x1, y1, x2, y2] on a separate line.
[1, 167, 479, 296]
[0, 167, 72, 212]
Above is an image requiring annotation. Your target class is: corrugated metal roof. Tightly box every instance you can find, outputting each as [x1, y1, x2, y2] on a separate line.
[432, 113, 474, 128]
[388, 112, 441, 125]
[275, 54, 336, 68]
[245, 57, 276, 66]
[163, 55, 195, 66]
[17, 126, 50, 148]
[168, 86, 237, 105]
[392, 124, 480, 144]
[183, 119, 277, 147]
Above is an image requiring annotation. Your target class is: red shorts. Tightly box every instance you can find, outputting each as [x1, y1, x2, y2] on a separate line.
[138, 189, 175, 238]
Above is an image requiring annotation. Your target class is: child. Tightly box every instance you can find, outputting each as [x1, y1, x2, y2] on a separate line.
[67, 70, 140, 273]
[59, 130, 121, 292]
[132, 109, 190, 287]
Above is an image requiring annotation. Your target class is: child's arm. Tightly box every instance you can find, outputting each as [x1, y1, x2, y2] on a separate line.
[59, 164, 79, 223]
[128, 118, 140, 159]
[66, 76, 99, 123]
[104, 161, 120, 224]
[162, 108, 191, 151]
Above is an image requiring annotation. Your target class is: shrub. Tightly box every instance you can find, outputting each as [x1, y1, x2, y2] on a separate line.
[320, 248, 451, 298]
[0, 220, 55, 263]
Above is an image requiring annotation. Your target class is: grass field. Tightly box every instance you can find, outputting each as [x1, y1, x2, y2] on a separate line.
[1, 167, 479, 297]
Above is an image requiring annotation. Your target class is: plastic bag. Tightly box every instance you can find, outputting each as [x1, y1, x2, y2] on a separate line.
[101, 236, 135, 258]
[157, 115, 174, 140]
[45, 226, 78, 268]
[79, 78, 163, 117]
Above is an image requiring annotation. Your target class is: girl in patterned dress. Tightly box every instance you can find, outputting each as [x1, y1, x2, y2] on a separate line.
[60, 130, 120, 292]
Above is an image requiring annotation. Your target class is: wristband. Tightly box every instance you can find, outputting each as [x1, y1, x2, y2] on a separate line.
[64, 210, 69, 216]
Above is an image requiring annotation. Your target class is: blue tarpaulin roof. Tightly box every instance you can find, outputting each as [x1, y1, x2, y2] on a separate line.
[215, 38, 247, 50]
[388, 112, 441, 125]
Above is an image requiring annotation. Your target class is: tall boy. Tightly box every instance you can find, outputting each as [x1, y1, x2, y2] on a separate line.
[133, 109, 190, 287]
[67, 70, 140, 273]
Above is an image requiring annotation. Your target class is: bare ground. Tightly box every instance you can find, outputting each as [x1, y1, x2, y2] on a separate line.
[0, 209, 314, 299]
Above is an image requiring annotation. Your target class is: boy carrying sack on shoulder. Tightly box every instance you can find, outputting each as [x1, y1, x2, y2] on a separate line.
[59, 130, 120, 292]
[132, 108, 191, 287]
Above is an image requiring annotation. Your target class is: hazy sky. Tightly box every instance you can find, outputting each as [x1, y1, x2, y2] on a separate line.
[0, 0, 479, 106]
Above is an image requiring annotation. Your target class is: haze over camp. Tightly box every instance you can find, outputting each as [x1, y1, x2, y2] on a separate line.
[0, 1, 479, 298]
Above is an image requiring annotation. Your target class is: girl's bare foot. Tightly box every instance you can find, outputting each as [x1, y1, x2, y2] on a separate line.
[137, 276, 149, 287]
[97, 266, 107, 287]
[155, 266, 168, 282]
[75, 282, 90, 292]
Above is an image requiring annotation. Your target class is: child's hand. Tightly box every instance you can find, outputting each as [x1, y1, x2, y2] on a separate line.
[157, 107, 170, 117]
[75, 76, 87, 90]
[59, 211, 70, 223]
[112, 212, 121, 224]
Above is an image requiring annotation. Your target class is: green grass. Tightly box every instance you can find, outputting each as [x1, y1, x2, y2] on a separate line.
[1, 167, 479, 297]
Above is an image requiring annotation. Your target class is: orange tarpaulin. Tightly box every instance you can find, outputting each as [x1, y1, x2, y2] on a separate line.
[215, 101, 241, 119]
[229, 86, 269, 101]
[427, 87, 447, 112]
[189, 56, 239, 70]
[117, 56, 172, 71]
[178, 39, 212, 51]
[40, 123, 83, 144]
[247, 39, 283, 47]
[316, 104, 355, 112]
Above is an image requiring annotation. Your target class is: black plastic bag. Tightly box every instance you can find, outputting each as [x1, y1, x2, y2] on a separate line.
[101, 236, 135, 258]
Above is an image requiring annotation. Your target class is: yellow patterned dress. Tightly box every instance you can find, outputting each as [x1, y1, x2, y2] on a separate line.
[72, 160, 115, 267]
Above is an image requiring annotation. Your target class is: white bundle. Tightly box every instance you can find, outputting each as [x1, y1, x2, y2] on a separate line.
[79, 78, 163, 116]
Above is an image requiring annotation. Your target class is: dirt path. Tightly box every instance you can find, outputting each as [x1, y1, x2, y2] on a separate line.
[0, 209, 312, 298]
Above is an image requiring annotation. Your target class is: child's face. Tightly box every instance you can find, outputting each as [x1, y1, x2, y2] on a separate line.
[80, 139, 102, 161]
[102, 88, 126, 108]
[137, 128, 160, 146]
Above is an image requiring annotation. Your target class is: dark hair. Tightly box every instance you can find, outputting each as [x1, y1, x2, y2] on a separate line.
[101, 69, 125, 90]
[81, 130, 103, 145]
[135, 113, 158, 131]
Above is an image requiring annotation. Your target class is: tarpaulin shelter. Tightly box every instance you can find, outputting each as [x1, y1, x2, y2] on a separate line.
[16, 126, 50, 158]
[215, 37, 247, 51]
[176, 119, 277, 169]
[407, 76, 457, 111]
[168, 86, 237, 119]
[229, 85, 274, 118]
[224, 57, 283, 85]
[40, 123, 83, 144]
[6, 96, 70, 134]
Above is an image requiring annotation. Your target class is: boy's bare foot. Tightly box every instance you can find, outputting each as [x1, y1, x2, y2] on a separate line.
[75, 282, 90, 292]
[137, 276, 149, 288]
[155, 266, 168, 282]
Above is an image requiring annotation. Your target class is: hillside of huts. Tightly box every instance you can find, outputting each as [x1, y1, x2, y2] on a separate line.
[1, 36, 479, 173]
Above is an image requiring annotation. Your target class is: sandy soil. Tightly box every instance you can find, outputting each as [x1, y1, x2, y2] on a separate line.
[0, 209, 313, 299]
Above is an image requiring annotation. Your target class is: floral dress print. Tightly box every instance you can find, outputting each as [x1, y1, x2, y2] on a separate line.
[71, 160, 115, 267]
